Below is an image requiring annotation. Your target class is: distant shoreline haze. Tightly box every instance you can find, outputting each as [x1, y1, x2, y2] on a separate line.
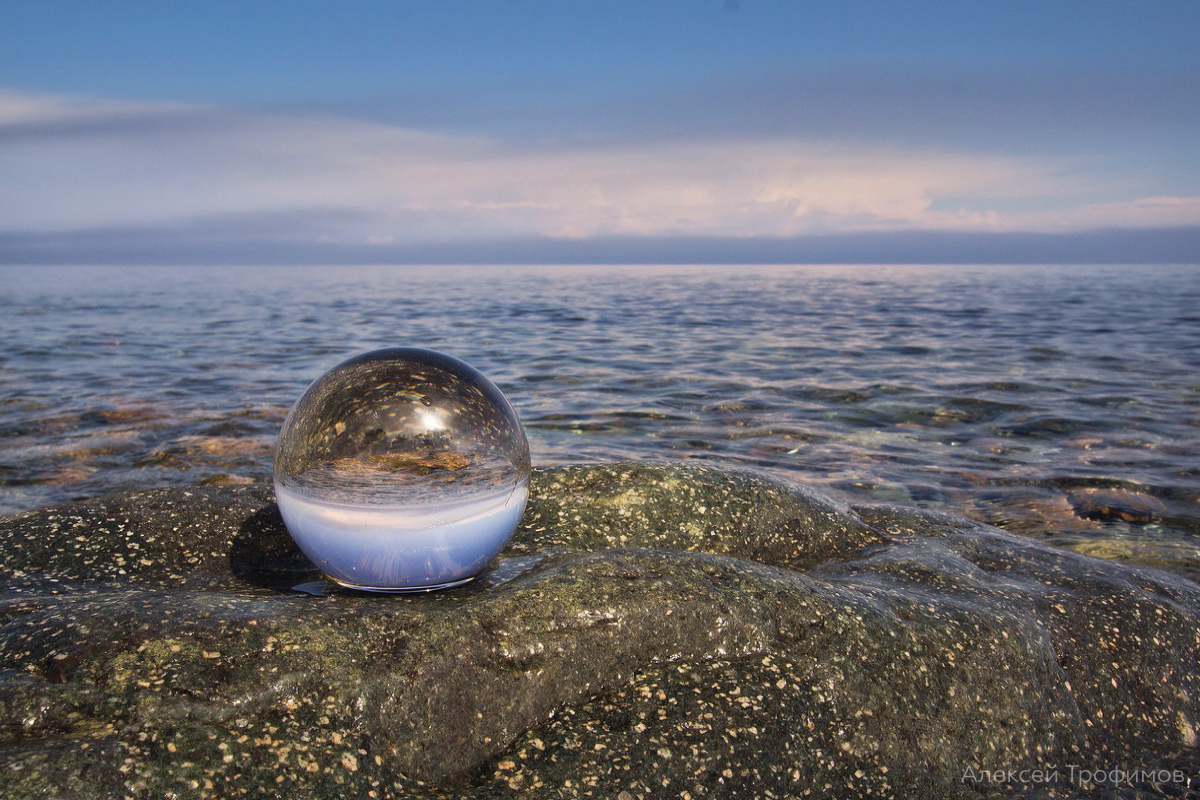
[2, 225, 1198, 266]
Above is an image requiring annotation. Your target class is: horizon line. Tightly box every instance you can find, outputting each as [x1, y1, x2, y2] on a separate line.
[2, 225, 1198, 266]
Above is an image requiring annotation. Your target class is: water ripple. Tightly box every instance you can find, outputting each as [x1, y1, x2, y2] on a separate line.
[1, 263, 1197, 578]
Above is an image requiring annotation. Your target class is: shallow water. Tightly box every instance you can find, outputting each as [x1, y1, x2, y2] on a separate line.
[1, 263, 1197, 578]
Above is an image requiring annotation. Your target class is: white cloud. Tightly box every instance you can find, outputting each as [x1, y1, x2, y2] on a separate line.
[0, 88, 186, 126]
[1, 87, 1196, 241]
[999, 195, 1200, 231]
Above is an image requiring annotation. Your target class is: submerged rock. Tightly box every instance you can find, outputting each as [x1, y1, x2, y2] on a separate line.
[1067, 487, 1168, 525]
[0, 462, 1196, 799]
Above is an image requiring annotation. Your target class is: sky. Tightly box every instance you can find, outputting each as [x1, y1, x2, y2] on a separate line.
[1, 0, 1198, 264]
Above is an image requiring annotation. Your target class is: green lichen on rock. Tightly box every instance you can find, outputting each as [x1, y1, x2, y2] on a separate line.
[0, 462, 1196, 799]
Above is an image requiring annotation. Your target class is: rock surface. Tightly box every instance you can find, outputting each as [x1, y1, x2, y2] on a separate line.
[0, 462, 1197, 799]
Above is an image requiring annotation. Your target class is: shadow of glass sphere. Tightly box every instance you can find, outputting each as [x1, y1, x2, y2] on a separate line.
[273, 348, 530, 592]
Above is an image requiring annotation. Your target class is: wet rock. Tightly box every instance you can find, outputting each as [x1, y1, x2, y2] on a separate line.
[159, 434, 274, 461]
[80, 404, 171, 427]
[994, 416, 1087, 439]
[31, 464, 96, 487]
[1067, 487, 1168, 525]
[197, 473, 257, 486]
[0, 462, 1196, 799]
[969, 488, 1103, 535]
[1065, 535, 1200, 577]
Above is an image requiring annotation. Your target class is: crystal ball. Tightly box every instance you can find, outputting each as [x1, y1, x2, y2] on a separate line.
[273, 348, 530, 592]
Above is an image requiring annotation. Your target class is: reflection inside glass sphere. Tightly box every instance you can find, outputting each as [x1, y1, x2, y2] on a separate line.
[273, 348, 530, 592]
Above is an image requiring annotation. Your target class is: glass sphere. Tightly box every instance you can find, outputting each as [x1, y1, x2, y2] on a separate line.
[273, 348, 530, 592]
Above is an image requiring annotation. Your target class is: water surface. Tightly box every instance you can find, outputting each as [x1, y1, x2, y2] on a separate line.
[2, 263, 1197, 578]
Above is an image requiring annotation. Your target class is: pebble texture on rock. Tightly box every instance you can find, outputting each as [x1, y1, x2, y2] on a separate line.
[0, 462, 1197, 799]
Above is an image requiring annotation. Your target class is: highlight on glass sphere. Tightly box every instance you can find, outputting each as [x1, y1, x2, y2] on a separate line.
[273, 347, 530, 592]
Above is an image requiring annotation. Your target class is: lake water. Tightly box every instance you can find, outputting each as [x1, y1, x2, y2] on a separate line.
[2, 263, 1198, 579]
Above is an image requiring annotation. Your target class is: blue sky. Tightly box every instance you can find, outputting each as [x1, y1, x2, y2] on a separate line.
[1, 1, 1198, 263]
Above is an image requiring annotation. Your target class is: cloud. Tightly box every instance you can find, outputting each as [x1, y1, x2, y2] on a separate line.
[999, 196, 1200, 231]
[0, 89, 185, 127]
[1, 87, 1197, 253]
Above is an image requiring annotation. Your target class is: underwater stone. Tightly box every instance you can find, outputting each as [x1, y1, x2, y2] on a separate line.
[0, 462, 1196, 799]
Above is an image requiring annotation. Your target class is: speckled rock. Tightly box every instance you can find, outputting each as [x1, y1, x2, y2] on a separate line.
[0, 462, 1197, 800]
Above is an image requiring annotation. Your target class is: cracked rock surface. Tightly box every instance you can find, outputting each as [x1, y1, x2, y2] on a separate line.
[0, 462, 1197, 799]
